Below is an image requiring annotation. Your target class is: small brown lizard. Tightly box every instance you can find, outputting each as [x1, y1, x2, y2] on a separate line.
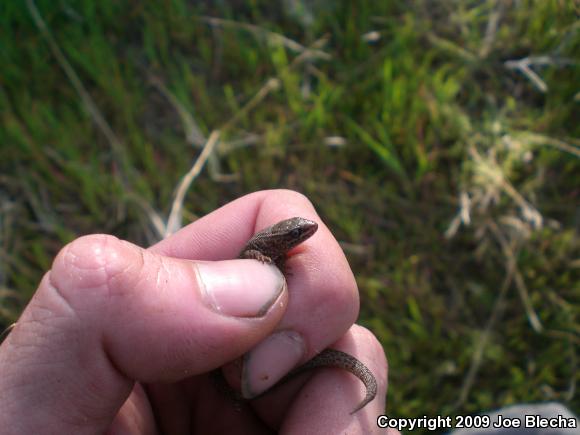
[213, 217, 377, 414]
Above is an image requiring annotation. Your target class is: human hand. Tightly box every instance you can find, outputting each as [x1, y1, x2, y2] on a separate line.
[0, 190, 390, 434]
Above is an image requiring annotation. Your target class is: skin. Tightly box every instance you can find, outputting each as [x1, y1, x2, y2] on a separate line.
[0, 190, 395, 434]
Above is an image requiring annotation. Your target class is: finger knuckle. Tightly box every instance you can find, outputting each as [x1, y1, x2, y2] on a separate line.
[50, 234, 128, 303]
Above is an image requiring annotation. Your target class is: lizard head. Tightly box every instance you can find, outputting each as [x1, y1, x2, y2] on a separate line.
[270, 217, 318, 249]
[242, 217, 319, 263]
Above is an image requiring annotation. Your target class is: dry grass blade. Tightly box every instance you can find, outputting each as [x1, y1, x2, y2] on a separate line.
[124, 192, 167, 241]
[494, 214, 544, 332]
[495, 227, 544, 334]
[505, 59, 548, 92]
[479, 0, 506, 58]
[149, 75, 207, 147]
[516, 132, 580, 158]
[220, 78, 280, 133]
[426, 32, 477, 62]
[453, 220, 514, 409]
[445, 191, 472, 239]
[504, 56, 574, 93]
[165, 131, 221, 237]
[200, 16, 331, 60]
[149, 73, 234, 180]
[26, 0, 129, 186]
[0, 323, 16, 345]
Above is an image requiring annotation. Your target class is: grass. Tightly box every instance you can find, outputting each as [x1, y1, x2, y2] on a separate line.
[1, 0, 579, 428]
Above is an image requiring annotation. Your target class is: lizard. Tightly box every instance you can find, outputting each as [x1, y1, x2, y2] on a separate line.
[212, 216, 377, 414]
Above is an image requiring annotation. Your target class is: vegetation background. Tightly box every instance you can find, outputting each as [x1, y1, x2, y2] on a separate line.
[1, 0, 579, 429]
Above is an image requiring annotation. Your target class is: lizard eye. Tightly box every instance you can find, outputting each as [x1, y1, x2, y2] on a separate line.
[290, 228, 301, 238]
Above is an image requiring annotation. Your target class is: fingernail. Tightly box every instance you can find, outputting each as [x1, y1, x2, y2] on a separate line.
[196, 259, 286, 318]
[241, 330, 306, 398]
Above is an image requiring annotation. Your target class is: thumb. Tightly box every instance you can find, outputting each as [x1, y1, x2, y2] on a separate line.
[0, 234, 287, 434]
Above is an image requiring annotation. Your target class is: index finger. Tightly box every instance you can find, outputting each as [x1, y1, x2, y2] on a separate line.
[150, 189, 320, 261]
